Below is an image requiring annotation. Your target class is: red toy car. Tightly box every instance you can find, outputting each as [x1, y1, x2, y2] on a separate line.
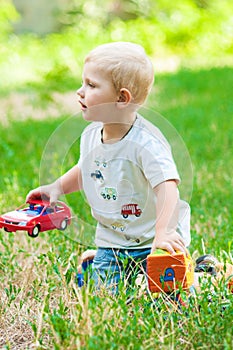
[0, 200, 72, 238]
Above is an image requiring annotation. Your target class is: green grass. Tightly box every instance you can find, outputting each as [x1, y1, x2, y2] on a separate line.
[0, 65, 233, 349]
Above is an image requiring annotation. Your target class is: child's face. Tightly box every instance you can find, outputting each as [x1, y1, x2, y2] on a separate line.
[77, 62, 119, 122]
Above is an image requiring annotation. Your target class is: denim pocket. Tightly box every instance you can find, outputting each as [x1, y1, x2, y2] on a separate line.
[93, 248, 108, 262]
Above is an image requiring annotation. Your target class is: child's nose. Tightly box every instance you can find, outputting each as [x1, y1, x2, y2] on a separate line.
[77, 87, 84, 97]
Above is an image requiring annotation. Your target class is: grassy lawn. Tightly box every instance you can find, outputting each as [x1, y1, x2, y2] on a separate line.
[0, 65, 233, 349]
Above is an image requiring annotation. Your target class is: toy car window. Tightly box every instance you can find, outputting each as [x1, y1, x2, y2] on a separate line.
[26, 210, 38, 216]
[55, 206, 63, 212]
[45, 207, 54, 214]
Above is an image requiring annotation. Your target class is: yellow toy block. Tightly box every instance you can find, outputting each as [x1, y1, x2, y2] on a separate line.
[147, 249, 194, 293]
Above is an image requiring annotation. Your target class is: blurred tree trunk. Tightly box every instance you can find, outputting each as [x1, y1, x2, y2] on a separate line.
[13, 0, 63, 34]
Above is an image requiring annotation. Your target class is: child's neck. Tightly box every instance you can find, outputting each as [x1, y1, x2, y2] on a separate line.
[102, 114, 137, 144]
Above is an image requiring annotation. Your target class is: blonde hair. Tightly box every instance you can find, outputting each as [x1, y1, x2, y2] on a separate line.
[85, 42, 154, 105]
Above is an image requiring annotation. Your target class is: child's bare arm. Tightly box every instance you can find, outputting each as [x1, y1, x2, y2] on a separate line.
[151, 180, 187, 255]
[26, 164, 82, 206]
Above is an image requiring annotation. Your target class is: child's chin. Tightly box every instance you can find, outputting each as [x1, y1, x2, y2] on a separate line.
[82, 112, 102, 123]
[81, 110, 92, 120]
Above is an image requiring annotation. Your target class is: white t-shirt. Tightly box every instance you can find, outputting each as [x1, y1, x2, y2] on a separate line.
[78, 115, 191, 248]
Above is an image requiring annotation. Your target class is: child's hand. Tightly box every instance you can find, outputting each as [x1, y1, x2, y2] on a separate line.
[26, 182, 61, 207]
[26, 165, 82, 206]
[81, 249, 97, 262]
[151, 230, 187, 255]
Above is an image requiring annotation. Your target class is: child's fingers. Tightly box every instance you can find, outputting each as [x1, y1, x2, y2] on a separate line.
[152, 238, 187, 256]
[81, 249, 97, 262]
[26, 189, 43, 202]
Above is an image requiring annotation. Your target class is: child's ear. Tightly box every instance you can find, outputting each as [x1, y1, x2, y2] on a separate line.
[117, 88, 132, 106]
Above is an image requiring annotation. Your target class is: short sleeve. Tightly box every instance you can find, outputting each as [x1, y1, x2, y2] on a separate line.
[139, 137, 180, 188]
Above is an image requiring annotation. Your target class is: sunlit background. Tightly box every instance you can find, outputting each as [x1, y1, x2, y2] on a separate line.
[1, 0, 233, 88]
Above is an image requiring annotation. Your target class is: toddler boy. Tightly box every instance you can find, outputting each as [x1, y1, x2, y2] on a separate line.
[26, 42, 191, 293]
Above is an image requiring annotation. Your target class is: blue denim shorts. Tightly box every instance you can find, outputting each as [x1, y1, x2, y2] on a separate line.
[89, 247, 151, 294]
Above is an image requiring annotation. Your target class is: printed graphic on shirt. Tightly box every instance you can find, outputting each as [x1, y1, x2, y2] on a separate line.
[95, 159, 107, 168]
[111, 222, 126, 232]
[101, 187, 117, 200]
[90, 170, 104, 182]
[121, 203, 142, 218]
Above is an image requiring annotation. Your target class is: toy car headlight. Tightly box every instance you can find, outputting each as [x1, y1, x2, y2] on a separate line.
[18, 221, 27, 226]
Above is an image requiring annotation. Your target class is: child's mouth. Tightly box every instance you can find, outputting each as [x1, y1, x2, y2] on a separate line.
[79, 101, 87, 110]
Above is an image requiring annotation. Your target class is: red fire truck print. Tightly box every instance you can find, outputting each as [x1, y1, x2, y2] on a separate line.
[121, 204, 142, 219]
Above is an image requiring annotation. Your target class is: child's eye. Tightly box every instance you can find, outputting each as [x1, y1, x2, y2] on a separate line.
[88, 82, 95, 88]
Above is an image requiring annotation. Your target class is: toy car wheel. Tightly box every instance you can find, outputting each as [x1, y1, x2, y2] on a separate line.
[60, 219, 68, 231]
[4, 227, 11, 233]
[29, 225, 40, 238]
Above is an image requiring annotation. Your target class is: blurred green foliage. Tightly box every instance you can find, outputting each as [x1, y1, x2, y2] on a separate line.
[60, 0, 233, 56]
[0, 0, 18, 38]
[0, 0, 232, 95]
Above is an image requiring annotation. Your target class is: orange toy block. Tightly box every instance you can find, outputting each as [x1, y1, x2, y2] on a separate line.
[147, 249, 194, 293]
